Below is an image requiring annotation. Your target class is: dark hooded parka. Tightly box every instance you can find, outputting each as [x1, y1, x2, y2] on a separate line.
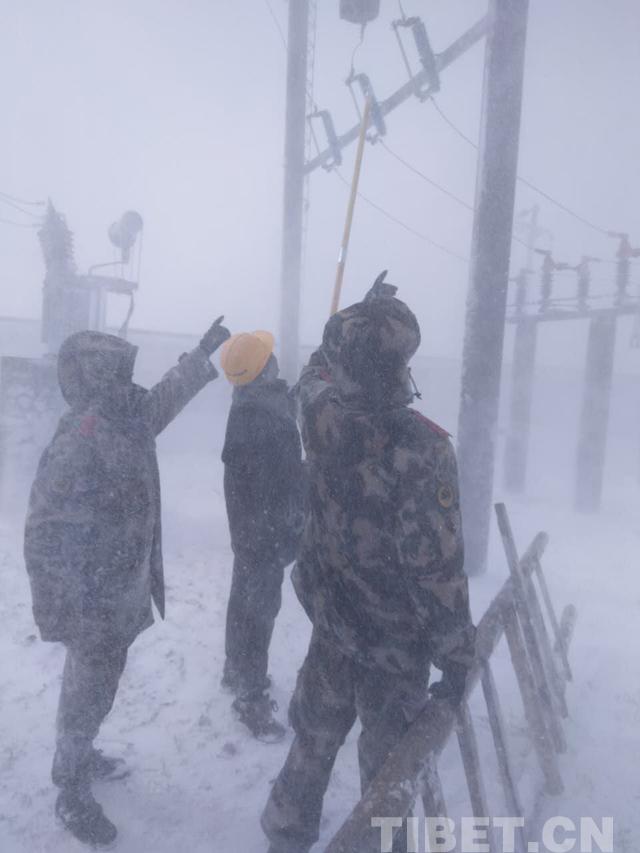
[222, 374, 305, 569]
[24, 331, 218, 650]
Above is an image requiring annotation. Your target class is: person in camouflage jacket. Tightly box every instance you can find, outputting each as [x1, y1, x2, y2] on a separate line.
[262, 274, 476, 853]
[24, 318, 229, 847]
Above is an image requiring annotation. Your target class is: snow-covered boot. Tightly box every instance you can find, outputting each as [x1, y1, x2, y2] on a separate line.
[232, 690, 286, 743]
[221, 668, 241, 694]
[87, 748, 130, 782]
[55, 786, 117, 847]
[222, 666, 272, 696]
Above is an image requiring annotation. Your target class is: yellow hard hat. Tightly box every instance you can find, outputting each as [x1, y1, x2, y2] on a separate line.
[220, 330, 275, 386]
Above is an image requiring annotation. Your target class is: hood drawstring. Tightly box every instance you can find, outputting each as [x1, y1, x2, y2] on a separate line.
[408, 368, 422, 401]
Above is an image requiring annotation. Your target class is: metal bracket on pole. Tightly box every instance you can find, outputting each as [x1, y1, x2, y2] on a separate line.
[392, 14, 440, 100]
[304, 14, 488, 173]
[345, 71, 386, 142]
[307, 109, 343, 170]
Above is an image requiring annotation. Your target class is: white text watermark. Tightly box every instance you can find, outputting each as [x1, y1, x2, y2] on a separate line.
[370, 816, 614, 853]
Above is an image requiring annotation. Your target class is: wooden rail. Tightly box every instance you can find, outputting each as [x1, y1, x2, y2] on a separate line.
[325, 505, 576, 853]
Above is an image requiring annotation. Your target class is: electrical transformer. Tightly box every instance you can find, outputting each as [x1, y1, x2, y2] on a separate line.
[339, 0, 380, 26]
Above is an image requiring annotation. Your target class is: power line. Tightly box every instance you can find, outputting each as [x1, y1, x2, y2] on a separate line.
[379, 139, 475, 211]
[430, 97, 477, 148]
[0, 190, 45, 207]
[429, 97, 610, 237]
[333, 168, 469, 263]
[515, 175, 609, 236]
[262, 9, 469, 265]
[378, 138, 536, 255]
[0, 195, 42, 219]
[262, 0, 287, 50]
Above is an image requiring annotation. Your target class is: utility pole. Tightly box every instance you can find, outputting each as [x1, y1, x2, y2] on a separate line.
[503, 312, 537, 494]
[456, 0, 530, 576]
[519, 204, 539, 270]
[279, 0, 309, 382]
[574, 313, 617, 512]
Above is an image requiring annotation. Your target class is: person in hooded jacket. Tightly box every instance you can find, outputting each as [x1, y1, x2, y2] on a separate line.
[219, 331, 305, 742]
[261, 275, 476, 853]
[23, 317, 230, 847]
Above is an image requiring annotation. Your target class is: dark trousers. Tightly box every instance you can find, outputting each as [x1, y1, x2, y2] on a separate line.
[223, 557, 284, 696]
[261, 629, 429, 852]
[52, 643, 128, 789]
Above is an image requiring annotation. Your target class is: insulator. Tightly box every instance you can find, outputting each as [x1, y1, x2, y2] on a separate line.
[38, 203, 76, 275]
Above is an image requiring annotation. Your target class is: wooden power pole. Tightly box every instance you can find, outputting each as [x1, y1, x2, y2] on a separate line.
[457, 0, 530, 575]
[279, 0, 309, 382]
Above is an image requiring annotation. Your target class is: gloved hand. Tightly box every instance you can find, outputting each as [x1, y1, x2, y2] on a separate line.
[428, 662, 468, 705]
[363, 270, 398, 302]
[199, 316, 231, 356]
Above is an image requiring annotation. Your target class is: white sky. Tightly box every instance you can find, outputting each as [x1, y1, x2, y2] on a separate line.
[1, 0, 639, 370]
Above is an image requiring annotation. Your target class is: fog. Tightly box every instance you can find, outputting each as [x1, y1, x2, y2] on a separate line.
[1, 2, 639, 852]
[2, 0, 639, 367]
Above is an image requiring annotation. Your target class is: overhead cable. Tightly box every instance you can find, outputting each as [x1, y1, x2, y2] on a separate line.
[0, 195, 42, 219]
[262, 0, 287, 50]
[379, 139, 475, 211]
[334, 168, 469, 263]
[429, 97, 610, 236]
[0, 190, 45, 207]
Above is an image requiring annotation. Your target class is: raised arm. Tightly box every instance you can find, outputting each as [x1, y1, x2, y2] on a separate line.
[143, 347, 217, 436]
[143, 316, 230, 436]
[295, 347, 334, 415]
[295, 346, 353, 461]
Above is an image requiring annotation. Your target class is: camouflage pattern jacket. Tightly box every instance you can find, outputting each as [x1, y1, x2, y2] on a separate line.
[24, 332, 217, 648]
[292, 302, 475, 676]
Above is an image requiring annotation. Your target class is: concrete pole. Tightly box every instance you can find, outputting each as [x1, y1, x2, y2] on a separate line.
[456, 0, 530, 575]
[574, 313, 617, 512]
[614, 234, 632, 305]
[524, 204, 539, 270]
[577, 258, 591, 311]
[504, 316, 538, 493]
[514, 268, 529, 316]
[279, 0, 309, 382]
[539, 253, 554, 314]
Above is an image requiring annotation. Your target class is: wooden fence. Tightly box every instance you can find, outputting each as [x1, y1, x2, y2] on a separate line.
[325, 503, 577, 853]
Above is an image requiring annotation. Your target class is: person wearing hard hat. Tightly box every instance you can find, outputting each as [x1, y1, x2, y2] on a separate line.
[220, 331, 305, 742]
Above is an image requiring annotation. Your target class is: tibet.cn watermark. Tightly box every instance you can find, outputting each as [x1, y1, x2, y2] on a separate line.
[371, 816, 614, 853]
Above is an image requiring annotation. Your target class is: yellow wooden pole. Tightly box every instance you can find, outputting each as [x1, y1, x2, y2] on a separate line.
[330, 96, 372, 316]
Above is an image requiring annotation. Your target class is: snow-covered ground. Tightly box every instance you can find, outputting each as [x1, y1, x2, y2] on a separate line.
[1, 347, 639, 852]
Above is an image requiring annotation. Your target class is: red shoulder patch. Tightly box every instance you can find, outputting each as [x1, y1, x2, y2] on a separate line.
[79, 414, 98, 437]
[410, 410, 451, 438]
